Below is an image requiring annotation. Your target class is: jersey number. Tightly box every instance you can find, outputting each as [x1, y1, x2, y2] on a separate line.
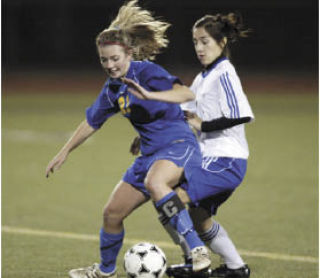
[118, 95, 131, 115]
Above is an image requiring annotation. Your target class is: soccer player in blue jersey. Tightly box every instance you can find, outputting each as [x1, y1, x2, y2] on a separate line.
[45, 1, 211, 278]
[124, 12, 254, 278]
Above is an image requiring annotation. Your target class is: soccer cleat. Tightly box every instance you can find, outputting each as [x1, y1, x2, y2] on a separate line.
[166, 255, 193, 278]
[166, 264, 212, 278]
[211, 264, 250, 278]
[166, 263, 250, 278]
[166, 246, 210, 276]
[183, 255, 193, 265]
[68, 263, 117, 278]
[191, 246, 211, 272]
[166, 263, 193, 278]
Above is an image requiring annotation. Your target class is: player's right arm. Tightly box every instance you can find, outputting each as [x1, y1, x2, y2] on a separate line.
[45, 119, 96, 178]
[122, 77, 195, 103]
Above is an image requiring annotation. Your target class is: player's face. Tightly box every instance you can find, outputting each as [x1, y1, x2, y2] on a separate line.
[193, 27, 224, 67]
[98, 44, 132, 78]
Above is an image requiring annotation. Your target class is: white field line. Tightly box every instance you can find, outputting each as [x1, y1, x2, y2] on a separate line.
[2, 129, 93, 145]
[3, 129, 71, 143]
[2, 226, 318, 264]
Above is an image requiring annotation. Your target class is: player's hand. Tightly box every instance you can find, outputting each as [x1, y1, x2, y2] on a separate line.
[187, 114, 202, 131]
[45, 151, 68, 178]
[183, 111, 196, 120]
[130, 136, 141, 156]
[122, 77, 152, 100]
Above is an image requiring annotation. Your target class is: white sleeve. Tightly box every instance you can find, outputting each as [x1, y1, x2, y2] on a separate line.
[218, 71, 254, 120]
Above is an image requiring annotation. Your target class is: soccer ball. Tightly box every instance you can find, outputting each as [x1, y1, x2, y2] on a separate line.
[124, 242, 167, 278]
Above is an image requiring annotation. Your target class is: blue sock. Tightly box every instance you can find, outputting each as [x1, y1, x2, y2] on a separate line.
[155, 192, 204, 250]
[99, 228, 124, 273]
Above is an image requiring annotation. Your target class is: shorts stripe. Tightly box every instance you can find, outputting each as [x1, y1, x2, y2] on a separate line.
[148, 146, 192, 169]
[202, 157, 236, 173]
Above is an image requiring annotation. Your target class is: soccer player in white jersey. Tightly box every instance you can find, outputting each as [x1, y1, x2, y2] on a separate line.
[124, 12, 254, 278]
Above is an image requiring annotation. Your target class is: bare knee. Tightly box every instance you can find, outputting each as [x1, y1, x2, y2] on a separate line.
[144, 175, 157, 194]
[102, 203, 125, 227]
[144, 175, 172, 200]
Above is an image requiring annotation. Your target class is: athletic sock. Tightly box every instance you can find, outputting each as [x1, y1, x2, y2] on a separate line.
[155, 191, 204, 250]
[99, 228, 124, 273]
[159, 213, 192, 262]
[199, 222, 244, 269]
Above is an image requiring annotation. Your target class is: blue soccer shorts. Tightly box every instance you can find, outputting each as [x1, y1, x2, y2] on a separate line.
[123, 139, 202, 197]
[181, 157, 247, 215]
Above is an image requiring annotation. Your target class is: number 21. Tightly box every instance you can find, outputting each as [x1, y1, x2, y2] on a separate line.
[118, 95, 131, 115]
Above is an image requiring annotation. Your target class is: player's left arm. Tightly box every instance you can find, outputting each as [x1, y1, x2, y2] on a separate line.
[219, 70, 254, 121]
[187, 70, 254, 131]
[200, 116, 252, 132]
[186, 112, 252, 132]
[122, 77, 195, 103]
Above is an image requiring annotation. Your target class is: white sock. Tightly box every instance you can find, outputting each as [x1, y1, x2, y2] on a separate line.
[200, 222, 245, 269]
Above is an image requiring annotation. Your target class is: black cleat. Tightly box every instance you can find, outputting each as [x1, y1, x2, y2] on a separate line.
[211, 264, 250, 278]
[166, 256, 193, 278]
[166, 263, 193, 278]
[166, 264, 250, 278]
[166, 264, 210, 278]
[183, 255, 193, 265]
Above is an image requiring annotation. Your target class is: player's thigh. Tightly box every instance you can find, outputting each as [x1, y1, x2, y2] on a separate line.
[145, 159, 184, 189]
[104, 180, 148, 219]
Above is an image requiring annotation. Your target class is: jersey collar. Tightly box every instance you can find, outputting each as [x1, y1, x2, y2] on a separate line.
[201, 55, 227, 78]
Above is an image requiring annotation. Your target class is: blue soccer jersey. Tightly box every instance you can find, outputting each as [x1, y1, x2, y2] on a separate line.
[86, 60, 197, 155]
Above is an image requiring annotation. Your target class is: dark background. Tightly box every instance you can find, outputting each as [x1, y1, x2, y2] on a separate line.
[2, 0, 318, 91]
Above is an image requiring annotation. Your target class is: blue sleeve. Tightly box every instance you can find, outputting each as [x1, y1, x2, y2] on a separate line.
[86, 87, 119, 129]
[141, 63, 182, 91]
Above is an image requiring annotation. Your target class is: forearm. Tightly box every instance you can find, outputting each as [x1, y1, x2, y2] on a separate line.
[201, 116, 252, 132]
[59, 119, 97, 155]
[149, 84, 195, 103]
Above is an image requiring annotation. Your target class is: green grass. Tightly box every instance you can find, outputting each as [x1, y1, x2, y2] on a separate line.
[2, 91, 318, 278]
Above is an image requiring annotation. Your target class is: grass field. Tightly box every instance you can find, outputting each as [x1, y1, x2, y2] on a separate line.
[2, 83, 318, 277]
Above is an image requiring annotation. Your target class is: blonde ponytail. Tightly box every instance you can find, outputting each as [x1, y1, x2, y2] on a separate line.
[96, 0, 171, 60]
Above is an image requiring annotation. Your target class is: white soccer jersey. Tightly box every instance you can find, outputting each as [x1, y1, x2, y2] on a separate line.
[181, 58, 254, 159]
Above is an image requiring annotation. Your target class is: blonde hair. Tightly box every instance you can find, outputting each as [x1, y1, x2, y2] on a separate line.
[96, 0, 171, 60]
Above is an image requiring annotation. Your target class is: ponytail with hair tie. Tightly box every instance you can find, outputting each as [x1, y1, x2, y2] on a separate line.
[193, 12, 251, 44]
[193, 12, 251, 58]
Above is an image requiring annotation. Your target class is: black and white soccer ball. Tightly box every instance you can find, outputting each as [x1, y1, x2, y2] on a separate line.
[124, 242, 167, 278]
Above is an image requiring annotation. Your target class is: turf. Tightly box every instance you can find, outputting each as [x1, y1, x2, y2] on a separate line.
[2, 89, 318, 278]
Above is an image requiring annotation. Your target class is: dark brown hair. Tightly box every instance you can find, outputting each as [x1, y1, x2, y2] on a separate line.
[193, 13, 250, 57]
